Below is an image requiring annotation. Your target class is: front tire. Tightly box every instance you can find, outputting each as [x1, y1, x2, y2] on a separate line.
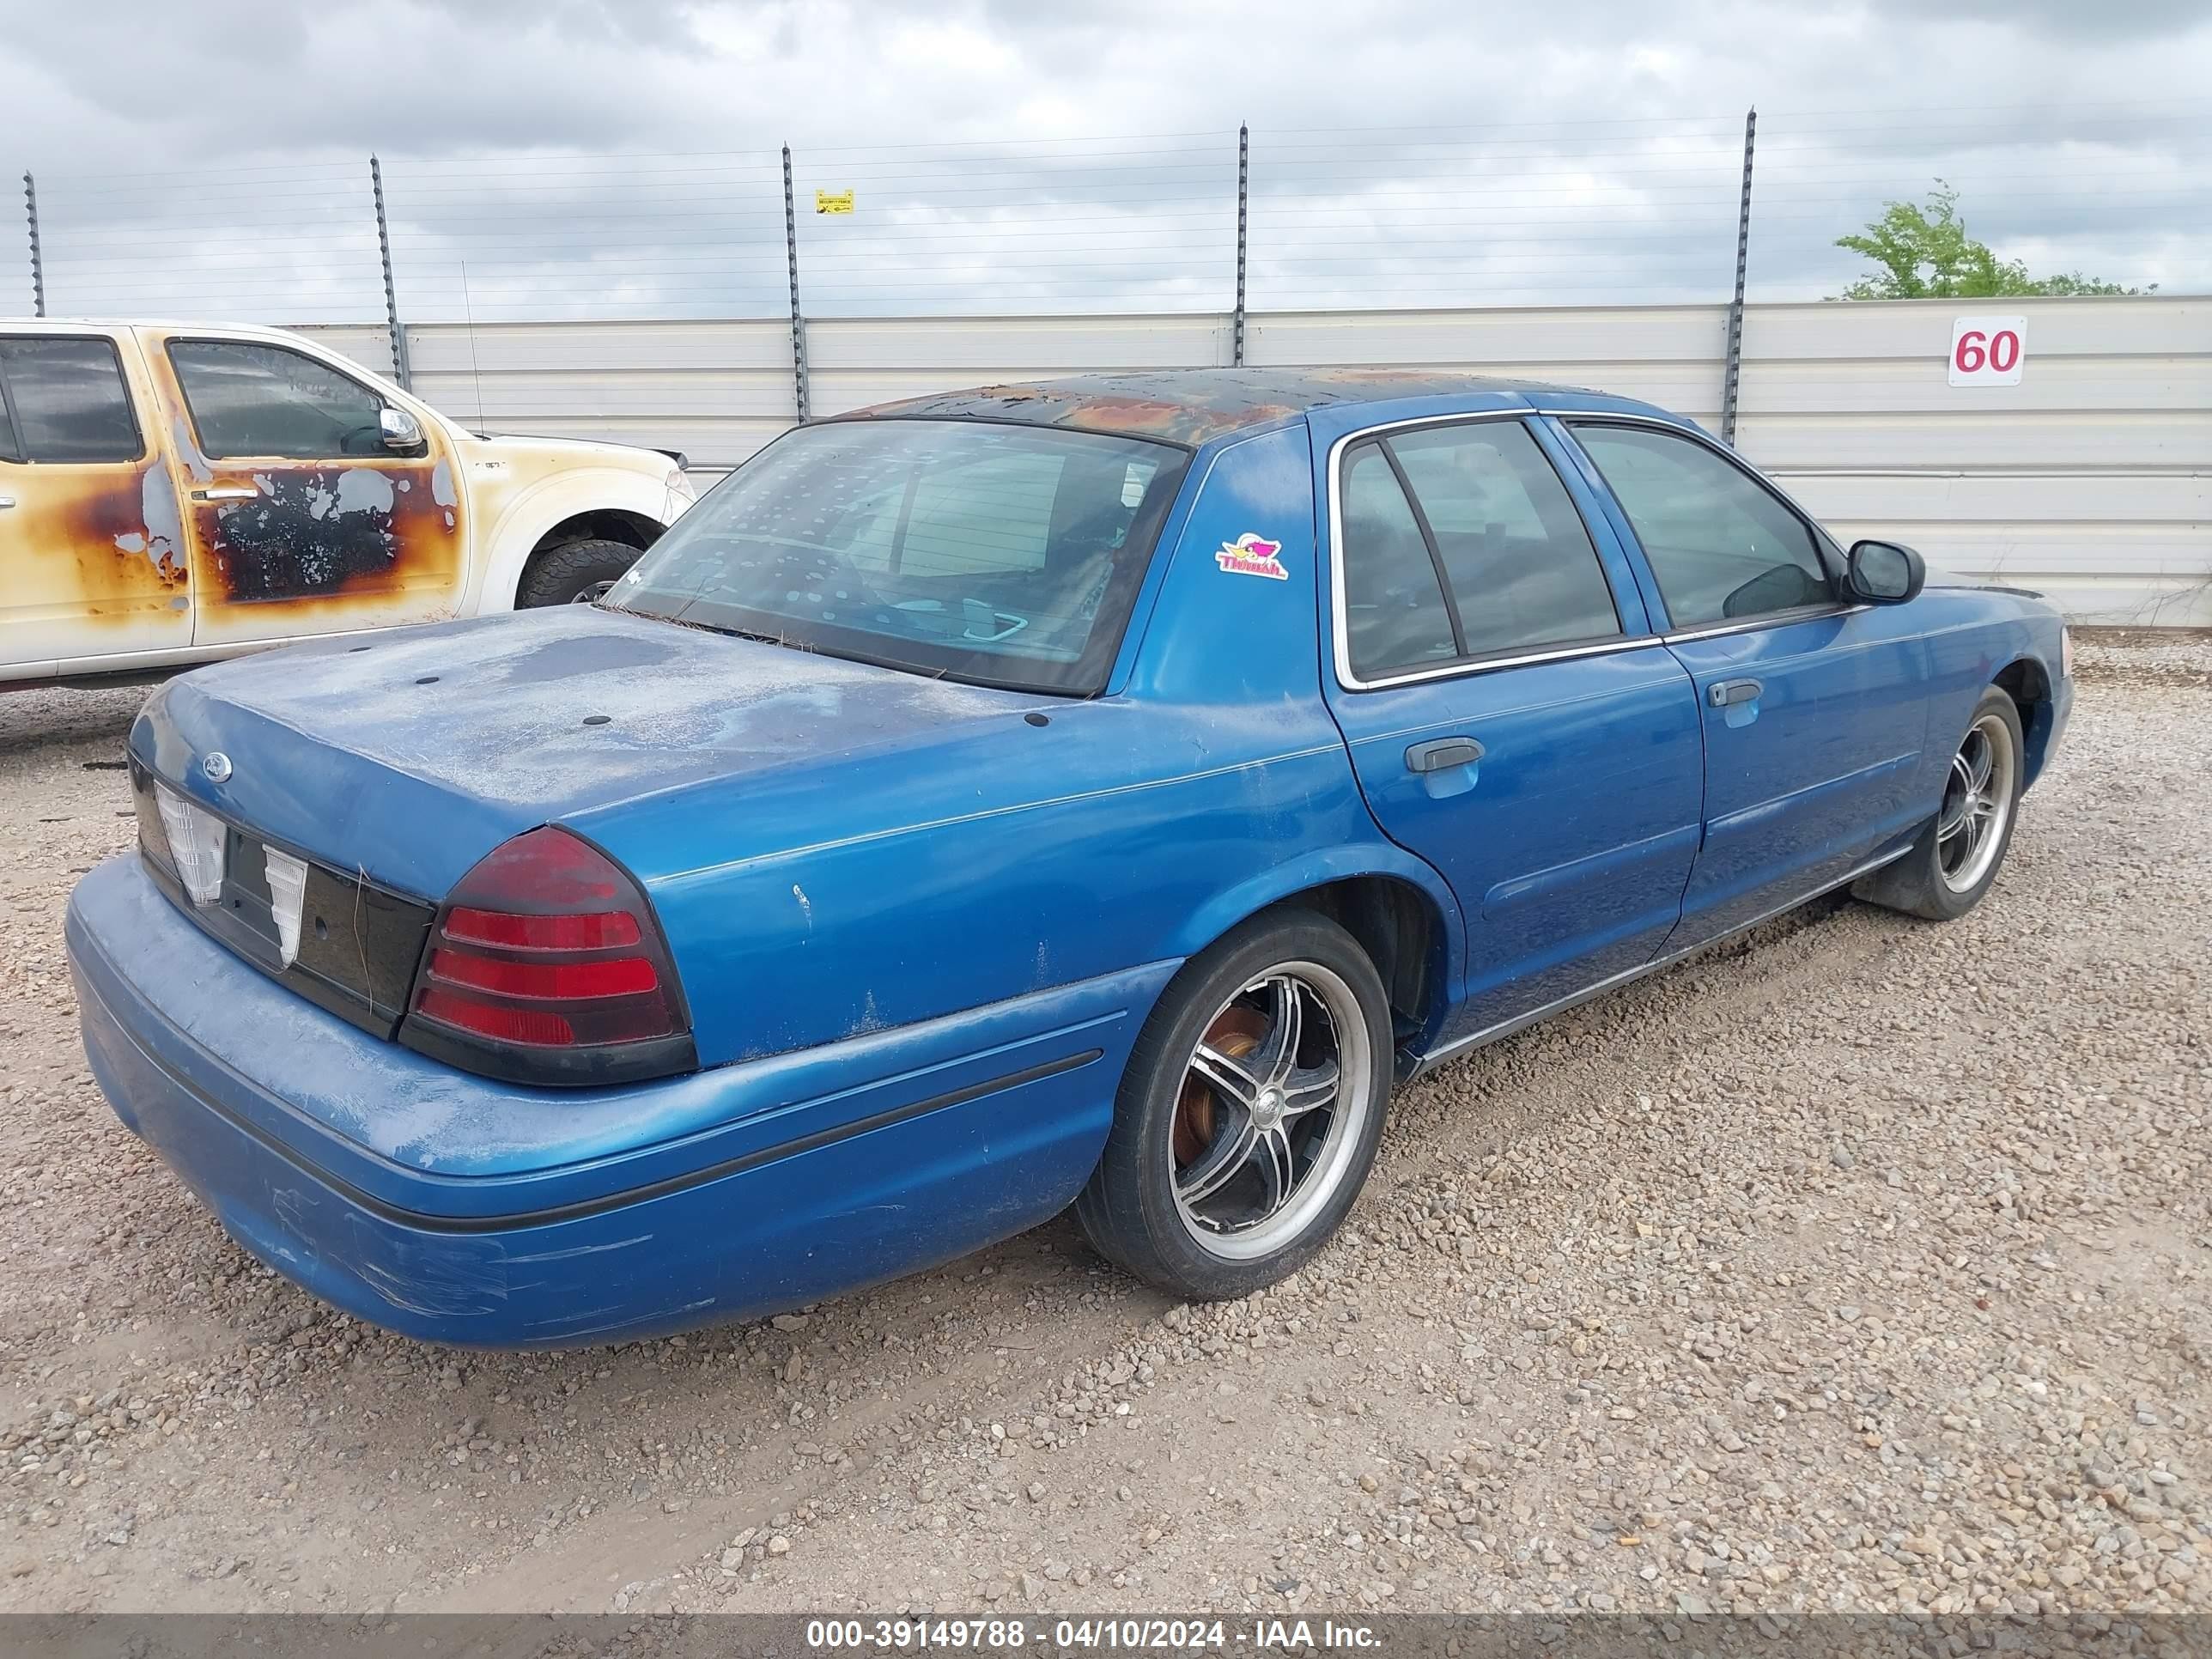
[515, 538, 642, 608]
[1075, 910, 1393, 1301]
[1854, 686, 2025, 921]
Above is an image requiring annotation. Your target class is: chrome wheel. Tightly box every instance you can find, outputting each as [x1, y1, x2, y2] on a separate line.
[1937, 711, 2017, 892]
[1170, 961, 1374, 1261]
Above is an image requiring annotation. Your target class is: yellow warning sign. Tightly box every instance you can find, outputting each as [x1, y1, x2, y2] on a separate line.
[814, 189, 854, 216]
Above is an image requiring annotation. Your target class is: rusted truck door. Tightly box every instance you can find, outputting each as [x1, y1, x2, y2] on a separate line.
[149, 333, 467, 648]
[0, 331, 191, 679]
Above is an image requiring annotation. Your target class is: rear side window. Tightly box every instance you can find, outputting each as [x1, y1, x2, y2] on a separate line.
[1336, 419, 1623, 683]
[167, 339, 388, 460]
[1570, 423, 1832, 628]
[1338, 441, 1458, 680]
[1384, 422, 1621, 657]
[0, 337, 143, 463]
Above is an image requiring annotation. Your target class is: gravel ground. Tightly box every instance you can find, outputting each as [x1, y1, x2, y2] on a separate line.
[0, 632, 2204, 1620]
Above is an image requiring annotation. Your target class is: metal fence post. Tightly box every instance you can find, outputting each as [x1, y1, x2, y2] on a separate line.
[782, 144, 810, 423]
[1720, 106, 1756, 447]
[24, 171, 45, 317]
[369, 155, 412, 390]
[1232, 125, 1249, 368]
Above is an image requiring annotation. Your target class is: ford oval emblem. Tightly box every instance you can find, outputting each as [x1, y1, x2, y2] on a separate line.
[202, 752, 234, 784]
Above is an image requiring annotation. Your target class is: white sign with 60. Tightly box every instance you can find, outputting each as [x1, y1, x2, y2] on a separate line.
[1948, 315, 2027, 387]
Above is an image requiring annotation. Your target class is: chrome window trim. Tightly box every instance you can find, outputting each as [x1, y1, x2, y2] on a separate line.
[1323, 405, 1876, 693]
[1327, 408, 1656, 693]
[1339, 631, 1659, 691]
[1660, 602, 1870, 645]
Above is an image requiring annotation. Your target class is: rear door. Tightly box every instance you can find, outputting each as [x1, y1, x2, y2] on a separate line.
[1559, 418, 1930, 949]
[148, 333, 468, 647]
[0, 331, 191, 678]
[1316, 411, 1705, 1047]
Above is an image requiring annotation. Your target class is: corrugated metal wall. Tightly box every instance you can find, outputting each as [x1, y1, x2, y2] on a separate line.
[302, 295, 2209, 625]
[1735, 301, 2207, 627]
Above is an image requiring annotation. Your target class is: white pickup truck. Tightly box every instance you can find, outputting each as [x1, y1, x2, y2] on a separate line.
[0, 319, 696, 687]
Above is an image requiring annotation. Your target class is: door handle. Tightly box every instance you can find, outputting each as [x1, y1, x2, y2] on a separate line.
[193, 485, 258, 502]
[1709, 678, 1763, 708]
[0, 495, 15, 509]
[1406, 736, 1485, 774]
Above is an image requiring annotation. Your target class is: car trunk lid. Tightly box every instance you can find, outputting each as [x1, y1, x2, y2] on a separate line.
[134, 605, 1042, 895]
[128, 605, 1044, 1035]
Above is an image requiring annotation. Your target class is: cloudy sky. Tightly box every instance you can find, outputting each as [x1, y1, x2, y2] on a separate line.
[3, 0, 2208, 325]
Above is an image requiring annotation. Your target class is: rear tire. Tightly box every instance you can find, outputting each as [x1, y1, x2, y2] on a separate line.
[516, 538, 641, 608]
[1075, 909, 1393, 1301]
[1854, 686, 2025, 921]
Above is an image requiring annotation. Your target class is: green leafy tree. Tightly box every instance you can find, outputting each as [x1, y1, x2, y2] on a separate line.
[1832, 182, 2147, 299]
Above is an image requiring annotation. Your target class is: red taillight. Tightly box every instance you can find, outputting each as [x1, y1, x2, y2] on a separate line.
[415, 988, 578, 1047]
[444, 906, 643, 951]
[426, 946, 659, 1001]
[444, 911, 646, 946]
[399, 826, 693, 1085]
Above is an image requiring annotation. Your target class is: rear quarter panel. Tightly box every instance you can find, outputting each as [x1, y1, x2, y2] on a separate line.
[571, 423, 1464, 1068]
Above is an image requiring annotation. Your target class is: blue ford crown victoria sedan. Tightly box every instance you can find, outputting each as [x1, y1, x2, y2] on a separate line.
[67, 370, 2071, 1347]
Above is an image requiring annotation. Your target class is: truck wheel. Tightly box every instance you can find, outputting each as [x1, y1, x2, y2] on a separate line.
[1075, 910, 1393, 1301]
[1854, 686, 2025, 921]
[516, 538, 641, 607]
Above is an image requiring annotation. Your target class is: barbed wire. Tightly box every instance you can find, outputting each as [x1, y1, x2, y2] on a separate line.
[12, 103, 2203, 330]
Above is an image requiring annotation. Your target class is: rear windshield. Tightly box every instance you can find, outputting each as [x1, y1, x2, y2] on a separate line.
[607, 418, 1191, 694]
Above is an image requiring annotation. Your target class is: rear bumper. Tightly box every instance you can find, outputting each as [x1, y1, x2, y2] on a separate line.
[68, 854, 1171, 1348]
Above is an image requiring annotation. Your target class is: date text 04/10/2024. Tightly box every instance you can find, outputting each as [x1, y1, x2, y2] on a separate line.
[801, 1618, 1381, 1650]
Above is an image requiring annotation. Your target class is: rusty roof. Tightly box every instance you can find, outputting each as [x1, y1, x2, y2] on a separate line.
[843, 368, 1589, 447]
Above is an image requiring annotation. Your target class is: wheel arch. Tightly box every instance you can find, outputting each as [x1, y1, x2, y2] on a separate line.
[1163, 848, 1464, 1062]
[530, 507, 663, 556]
[471, 471, 673, 614]
[1990, 653, 2057, 787]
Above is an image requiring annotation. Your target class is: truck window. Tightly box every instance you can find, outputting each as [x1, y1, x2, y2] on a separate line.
[0, 337, 143, 464]
[166, 339, 388, 461]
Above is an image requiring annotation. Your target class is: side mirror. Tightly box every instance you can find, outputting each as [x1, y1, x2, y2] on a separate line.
[1846, 538, 1925, 605]
[380, 405, 425, 453]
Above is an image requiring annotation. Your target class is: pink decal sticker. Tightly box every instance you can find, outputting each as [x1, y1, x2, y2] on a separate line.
[1215, 532, 1288, 580]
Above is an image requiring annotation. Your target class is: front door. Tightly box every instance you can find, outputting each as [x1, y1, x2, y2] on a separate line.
[1317, 415, 1706, 1045]
[148, 334, 468, 647]
[1562, 420, 1930, 949]
[0, 331, 191, 678]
